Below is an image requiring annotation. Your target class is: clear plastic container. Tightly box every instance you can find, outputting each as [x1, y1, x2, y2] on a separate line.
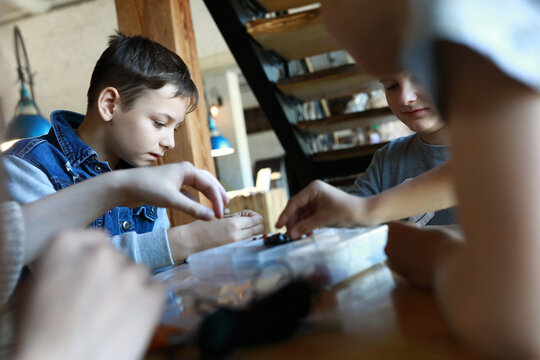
[187, 226, 387, 286]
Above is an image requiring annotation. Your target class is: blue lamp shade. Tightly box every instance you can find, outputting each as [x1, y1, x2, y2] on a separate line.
[211, 134, 234, 157]
[5, 114, 51, 140]
[208, 115, 234, 157]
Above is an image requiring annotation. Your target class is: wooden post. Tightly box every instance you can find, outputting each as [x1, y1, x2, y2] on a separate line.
[115, 0, 216, 226]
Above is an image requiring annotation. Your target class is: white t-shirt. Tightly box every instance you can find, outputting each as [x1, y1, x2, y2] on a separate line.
[402, 0, 540, 100]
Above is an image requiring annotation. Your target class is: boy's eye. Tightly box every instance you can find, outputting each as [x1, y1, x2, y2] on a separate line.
[385, 84, 399, 91]
[153, 120, 166, 128]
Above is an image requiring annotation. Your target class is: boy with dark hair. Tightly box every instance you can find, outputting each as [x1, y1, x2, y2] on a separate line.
[3, 33, 263, 271]
[86, 31, 199, 117]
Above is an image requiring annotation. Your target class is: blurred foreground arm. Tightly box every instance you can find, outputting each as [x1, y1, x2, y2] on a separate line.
[13, 230, 165, 360]
[358, 161, 456, 225]
[276, 162, 456, 239]
[385, 222, 463, 289]
[321, 1, 540, 356]
[432, 43, 540, 358]
[21, 162, 228, 264]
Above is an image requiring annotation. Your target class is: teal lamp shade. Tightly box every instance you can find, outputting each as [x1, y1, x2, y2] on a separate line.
[6, 113, 51, 140]
[208, 115, 234, 157]
[2, 85, 51, 152]
[3, 26, 51, 151]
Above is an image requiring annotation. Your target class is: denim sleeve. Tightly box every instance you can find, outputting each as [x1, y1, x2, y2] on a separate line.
[3, 154, 175, 270]
[2, 154, 56, 203]
[347, 147, 386, 197]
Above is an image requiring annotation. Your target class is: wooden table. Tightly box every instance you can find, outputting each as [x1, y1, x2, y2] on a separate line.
[147, 263, 482, 359]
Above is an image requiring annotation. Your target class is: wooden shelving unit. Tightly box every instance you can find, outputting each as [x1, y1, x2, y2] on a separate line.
[297, 107, 396, 134]
[311, 142, 388, 162]
[256, 0, 316, 12]
[203, 0, 396, 193]
[247, 9, 339, 61]
[277, 64, 381, 101]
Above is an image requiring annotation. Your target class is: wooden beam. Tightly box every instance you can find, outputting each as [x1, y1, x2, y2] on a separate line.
[247, 8, 340, 61]
[115, 0, 215, 226]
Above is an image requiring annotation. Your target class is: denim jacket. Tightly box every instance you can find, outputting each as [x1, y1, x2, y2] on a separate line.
[2, 110, 174, 270]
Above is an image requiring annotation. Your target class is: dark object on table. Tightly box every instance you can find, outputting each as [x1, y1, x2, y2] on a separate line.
[198, 280, 314, 360]
[263, 233, 292, 247]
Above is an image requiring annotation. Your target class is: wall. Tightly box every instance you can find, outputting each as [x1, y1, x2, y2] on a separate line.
[0, 0, 117, 125]
[247, 130, 285, 167]
[0, 0, 281, 186]
[0, 0, 236, 126]
[205, 70, 253, 190]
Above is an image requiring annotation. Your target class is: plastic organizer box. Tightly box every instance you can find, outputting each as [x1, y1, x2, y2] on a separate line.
[187, 225, 388, 287]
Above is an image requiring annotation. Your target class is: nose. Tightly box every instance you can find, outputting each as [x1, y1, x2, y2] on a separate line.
[160, 129, 176, 150]
[399, 81, 417, 105]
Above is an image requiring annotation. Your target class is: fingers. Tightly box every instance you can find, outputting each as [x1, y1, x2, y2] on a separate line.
[285, 204, 314, 232]
[170, 194, 215, 220]
[230, 212, 264, 230]
[216, 213, 265, 242]
[236, 223, 265, 240]
[276, 186, 315, 228]
[385, 221, 423, 258]
[387, 221, 421, 238]
[17, 228, 167, 360]
[241, 210, 261, 217]
[40, 229, 110, 270]
[180, 189, 197, 202]
[180, 164, 228, 219]
[287, 211, 326, 239]
[230, 217, 265, 240]
[228, 209, 261, 218]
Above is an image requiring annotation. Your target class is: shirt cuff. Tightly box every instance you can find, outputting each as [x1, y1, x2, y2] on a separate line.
[110, 228, 174, 270]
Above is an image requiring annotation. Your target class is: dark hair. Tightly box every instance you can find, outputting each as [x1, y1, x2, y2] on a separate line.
[87, 32, 198, 113]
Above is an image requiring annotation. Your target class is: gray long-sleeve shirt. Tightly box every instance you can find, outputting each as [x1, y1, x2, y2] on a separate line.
[2, 155, 174, 270]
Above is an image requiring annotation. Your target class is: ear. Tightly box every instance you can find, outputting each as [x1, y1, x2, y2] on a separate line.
[96, 87, 121, 123]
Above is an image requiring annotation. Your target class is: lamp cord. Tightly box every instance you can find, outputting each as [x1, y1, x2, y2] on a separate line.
[13, 26, 41, 115]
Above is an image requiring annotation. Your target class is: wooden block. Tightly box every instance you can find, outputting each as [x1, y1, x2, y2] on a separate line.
[225, 188, 288, 234]
[297, 108, 397, 134]
[278, 64, 381, 102]
[257, 0, 318, 12]
[311, 142, 389, 162]
[247, 8, 340, 61]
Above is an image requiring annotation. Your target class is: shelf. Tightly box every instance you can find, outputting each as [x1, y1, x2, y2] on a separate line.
[322, 173, 360, 190]
[297, 107, 396, 134]
[278, 64, 381, 102]
[311, 142, 388, 162]
[256, 0, 318, 12]
[246, 8, 339, 61]
[204, 0, 383, 191]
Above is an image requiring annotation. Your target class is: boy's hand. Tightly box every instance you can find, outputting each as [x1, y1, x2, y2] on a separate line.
[116, 162, 229, 220]
[385, 222, 464, 289]
[276, 180, 370, 239]
[14, 229, 166, 360]
[168, 210, 264, 260]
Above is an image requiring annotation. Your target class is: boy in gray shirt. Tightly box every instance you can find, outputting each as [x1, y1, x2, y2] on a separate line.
[349, 73, 456, 225]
